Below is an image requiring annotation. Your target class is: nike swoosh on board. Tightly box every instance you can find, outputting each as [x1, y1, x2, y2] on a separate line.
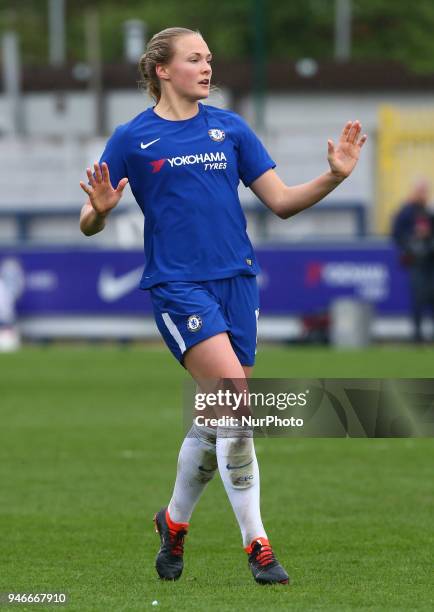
[141, 138, 160, 149]
[226, 460, 253, 470]
[97, 266, 144, 302]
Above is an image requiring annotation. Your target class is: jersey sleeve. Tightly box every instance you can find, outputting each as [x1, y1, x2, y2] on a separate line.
[96, 125, 128, 189]
[233, 114, 276, 187]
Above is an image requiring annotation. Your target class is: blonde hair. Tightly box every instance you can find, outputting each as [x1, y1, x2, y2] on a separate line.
[139, 27, 203, 102]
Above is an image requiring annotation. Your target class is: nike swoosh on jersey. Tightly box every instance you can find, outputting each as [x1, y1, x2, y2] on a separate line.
[97, 266, 143, 302]
[226, 460, 253, 470]
[141, 138, 160, 149]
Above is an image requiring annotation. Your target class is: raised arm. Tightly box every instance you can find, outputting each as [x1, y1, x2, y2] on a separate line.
[250, 120, 367, 219]
[79, 162, 129, 236]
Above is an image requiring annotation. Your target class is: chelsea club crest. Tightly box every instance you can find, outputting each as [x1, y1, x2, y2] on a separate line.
[187, 314, 202, 332]
[208, 129, 225, 142]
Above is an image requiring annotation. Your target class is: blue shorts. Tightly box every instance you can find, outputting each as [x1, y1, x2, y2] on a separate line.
[149, 275, 259, 367]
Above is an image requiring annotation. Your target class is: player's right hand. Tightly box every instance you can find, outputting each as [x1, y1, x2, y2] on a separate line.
[79, 162, 129, 216]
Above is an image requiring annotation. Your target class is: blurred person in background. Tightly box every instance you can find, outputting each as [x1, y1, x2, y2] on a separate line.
[79, 26, 366, 586]
[392, 179, 434, 343]
[0, 258, 25, 352]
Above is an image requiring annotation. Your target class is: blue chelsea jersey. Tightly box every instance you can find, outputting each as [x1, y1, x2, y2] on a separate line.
[98, 102, 276, 289]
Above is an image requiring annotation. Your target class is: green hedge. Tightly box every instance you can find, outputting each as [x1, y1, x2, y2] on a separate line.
[2, 0, 434, 74]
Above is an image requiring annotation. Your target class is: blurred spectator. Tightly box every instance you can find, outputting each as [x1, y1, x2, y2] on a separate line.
[0, 258, 24, 351]
[392, 179, 434, 342]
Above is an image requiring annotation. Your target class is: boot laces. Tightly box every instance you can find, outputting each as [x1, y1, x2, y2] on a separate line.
[169, 528, 187, 556]
[253, 541, 276, 567]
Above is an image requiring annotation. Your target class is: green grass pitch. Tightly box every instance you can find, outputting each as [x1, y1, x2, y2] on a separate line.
[1, 345, 433, 611]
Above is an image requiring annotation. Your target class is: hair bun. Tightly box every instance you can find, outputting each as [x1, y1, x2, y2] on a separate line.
[138, 27, 199, 102]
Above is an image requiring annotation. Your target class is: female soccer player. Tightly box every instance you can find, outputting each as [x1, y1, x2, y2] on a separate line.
[79, 27, 367, 585]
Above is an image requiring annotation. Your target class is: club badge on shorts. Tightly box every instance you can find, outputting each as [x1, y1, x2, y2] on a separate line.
[187, 314, 202, 332]
[208, 129, 225, 142]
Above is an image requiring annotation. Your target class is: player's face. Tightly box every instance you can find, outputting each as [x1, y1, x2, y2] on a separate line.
[165, 34, 212, 100]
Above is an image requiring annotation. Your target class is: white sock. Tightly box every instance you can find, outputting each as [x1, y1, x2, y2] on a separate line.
[167, 424, 217, 524]
[216, 427, 267, 547]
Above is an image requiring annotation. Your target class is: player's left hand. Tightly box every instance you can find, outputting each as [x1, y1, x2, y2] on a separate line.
[327, 120, 367, 180]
